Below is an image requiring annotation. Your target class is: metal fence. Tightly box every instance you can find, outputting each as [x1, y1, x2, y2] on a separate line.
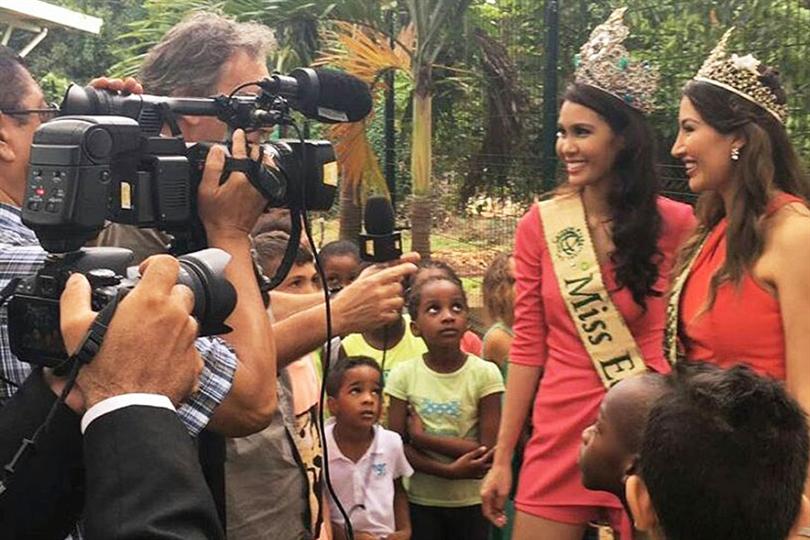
[413, 0, 810, 326]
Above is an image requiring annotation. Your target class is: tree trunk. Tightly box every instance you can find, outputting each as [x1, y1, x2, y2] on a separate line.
[410, 90, 432, 259]
[410, 194, 432, 259]
[338, 183, 362, 243]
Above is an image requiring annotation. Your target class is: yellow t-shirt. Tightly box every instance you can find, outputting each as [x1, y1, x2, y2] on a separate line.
[384, 354, 505, 507]
[340, 315, 427, 382]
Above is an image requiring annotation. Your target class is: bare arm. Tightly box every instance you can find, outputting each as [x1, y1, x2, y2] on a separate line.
[482, 330, 513, 368]
[199, 134, 276, 436]
[409, 393, 501, 459]
[272, 262, 417, 368]
[480, 363, 541, 526]
[389, 396, 489, 479]
[386, 478, 412, 540]
[766, 209, 810, 501]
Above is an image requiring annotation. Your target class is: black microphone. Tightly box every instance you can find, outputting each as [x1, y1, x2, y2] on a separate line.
[260, 68, 373, 124]
[359, 196, 402, 263]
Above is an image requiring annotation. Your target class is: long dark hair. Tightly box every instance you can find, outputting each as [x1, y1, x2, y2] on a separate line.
[673, 74, 809, 307]
[561, 83, 663, 309]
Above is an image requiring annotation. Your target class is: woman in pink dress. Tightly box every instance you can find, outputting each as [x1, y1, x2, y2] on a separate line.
[480, 10, 694, 539]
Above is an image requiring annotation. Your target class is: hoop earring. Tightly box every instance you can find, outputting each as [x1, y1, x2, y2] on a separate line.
[731, 147, 740, 161]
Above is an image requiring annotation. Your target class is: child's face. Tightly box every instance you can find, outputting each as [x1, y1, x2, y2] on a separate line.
[579, 382, 635, 495]
[324, 255, 360, 291]
[276, 262, 321, 294]
[411, 280, 468, 348]
[328, 365, 383, 428]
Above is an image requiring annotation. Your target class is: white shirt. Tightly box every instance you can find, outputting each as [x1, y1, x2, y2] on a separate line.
[81, 393, 175, 433]
[325, 423, 413, 537]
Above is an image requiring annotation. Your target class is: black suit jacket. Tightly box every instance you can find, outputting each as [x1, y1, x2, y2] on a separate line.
[0, 369, 84, 539]
[0, 371, 224, 540]
[83, 404, 225, 540]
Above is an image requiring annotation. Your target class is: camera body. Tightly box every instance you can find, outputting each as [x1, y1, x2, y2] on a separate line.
[22, 80, 340, 254]
[7, 247, 236, 368]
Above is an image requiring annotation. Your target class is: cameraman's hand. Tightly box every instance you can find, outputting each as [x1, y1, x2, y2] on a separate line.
[331, 258, 418, 335]
[60, 255, 203, 409]
[88, 76, 143, 95]
[198, 129, 269, 240]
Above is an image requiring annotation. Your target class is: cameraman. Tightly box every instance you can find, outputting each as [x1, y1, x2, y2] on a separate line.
[1, 255, 226, 539]
[0, 44, 276, 536]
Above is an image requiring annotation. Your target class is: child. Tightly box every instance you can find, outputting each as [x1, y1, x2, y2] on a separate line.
[409, 260, 483, 357]
[325, 356, 413, 540]
[481, 252, 515, 369]
[386, 275, 504, 540]
[320, 240, 362, 293]
[578, 373, 668, 539]
[254, 230, 321, 294]
[626, 363, 810, 540]
[226, 231, 326, 540]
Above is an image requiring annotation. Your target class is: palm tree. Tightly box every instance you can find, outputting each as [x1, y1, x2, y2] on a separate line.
[402, 0, 473, 258]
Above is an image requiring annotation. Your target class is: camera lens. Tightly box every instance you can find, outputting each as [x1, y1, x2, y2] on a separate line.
[177, 248, 237, 336]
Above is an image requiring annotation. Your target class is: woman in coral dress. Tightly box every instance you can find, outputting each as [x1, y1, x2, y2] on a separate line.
[481, 9, 695, 540]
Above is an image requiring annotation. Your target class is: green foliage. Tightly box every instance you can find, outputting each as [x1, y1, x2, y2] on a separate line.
[18, 0, 145, 98]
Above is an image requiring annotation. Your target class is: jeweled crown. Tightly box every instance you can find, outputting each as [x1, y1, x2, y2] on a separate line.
[574, 8, 659, 114]
[694, 28, 788, 124]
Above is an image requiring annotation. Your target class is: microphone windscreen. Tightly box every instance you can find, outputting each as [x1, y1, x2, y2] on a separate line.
[364, 196, 395, 235]
[311, 68, 373, 123]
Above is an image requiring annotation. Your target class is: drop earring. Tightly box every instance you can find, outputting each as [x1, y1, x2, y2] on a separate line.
[731, 147, 740, 161]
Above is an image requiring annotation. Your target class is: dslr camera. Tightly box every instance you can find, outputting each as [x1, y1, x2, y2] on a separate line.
[7, 248, 237, 369]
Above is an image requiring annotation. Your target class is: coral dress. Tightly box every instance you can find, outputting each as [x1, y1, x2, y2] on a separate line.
[510, 197, 695, 521]
[679, 193, 806, 380]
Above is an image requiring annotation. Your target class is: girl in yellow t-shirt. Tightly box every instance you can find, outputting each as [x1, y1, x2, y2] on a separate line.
[386, 274, 504, 540]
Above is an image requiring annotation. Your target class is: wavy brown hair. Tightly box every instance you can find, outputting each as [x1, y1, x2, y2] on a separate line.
[560, 84, 663, 309]
[483, 252, 515, 327]
[673, 75, 809, 308]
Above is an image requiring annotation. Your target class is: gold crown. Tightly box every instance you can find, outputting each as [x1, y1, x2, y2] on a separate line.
[574, 8, 659, 114]
[694, 28, 788, 124]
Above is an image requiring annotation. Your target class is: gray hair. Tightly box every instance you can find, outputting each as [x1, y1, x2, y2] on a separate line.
[138, 12, 276, 97]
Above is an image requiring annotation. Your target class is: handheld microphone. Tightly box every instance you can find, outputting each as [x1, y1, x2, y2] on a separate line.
[359, 196, 402, 263]
[260, 68, 373, 124]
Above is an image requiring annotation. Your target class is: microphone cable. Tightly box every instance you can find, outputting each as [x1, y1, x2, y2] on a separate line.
[289, 122, 356, 540]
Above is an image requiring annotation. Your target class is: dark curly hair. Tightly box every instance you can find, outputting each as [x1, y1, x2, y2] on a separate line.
[560, 84, 664, 309]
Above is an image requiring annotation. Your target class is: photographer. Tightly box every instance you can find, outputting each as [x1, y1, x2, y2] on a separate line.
[0, 41, 277, 439]
[1, 255, 226, 539]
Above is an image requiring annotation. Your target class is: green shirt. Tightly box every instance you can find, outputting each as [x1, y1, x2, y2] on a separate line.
[385, 354, 504, 507]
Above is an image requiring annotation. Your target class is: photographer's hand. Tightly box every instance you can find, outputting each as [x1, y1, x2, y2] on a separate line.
[60, 255, 203, 409]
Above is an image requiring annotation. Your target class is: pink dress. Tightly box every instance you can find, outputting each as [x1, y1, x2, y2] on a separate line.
[510, 197, 694, 523]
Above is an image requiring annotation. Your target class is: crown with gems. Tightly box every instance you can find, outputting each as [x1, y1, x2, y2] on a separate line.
[573, 7, 659, 114]
[694, 28, 788, 124]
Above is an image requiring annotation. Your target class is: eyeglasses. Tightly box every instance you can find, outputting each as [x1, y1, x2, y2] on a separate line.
[0, 103, 60, 123]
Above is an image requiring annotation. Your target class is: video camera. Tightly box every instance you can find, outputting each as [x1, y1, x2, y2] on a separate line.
[6, 68, 372, 367]
[22, 67, 372, 254]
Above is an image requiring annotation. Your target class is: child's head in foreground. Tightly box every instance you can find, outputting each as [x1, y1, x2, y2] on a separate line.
[319, 240, 361, 292]
[626, 363, 810, 540]
[579, 372, 668, 501]
[326, 356, 384, 429]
